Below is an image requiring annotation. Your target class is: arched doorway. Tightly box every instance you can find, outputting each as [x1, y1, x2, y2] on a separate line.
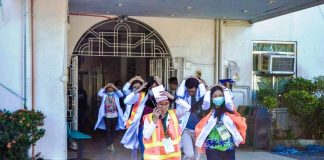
[67, 17, 181, 133]
[73, 17, 171, 57]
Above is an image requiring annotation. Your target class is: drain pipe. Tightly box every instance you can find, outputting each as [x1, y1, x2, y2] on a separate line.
[214, 19, 219, 83]
[218, 19, 224, 81]
[69, 12, 116, 19]
[30, 0, 36, 159]
[214, 19, 223, 83]
[22, 0, 29, 109]
[31, 0, 35, 111]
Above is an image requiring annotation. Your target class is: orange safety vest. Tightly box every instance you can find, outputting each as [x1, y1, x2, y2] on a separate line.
[195, 109, 247, 153]
[126, 92, 146, 129]
[143, 110, 182, 160]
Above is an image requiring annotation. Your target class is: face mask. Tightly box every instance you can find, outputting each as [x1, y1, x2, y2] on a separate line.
[212, 97, 224, 106]
[107, 92, 114, 96]
[132, 85, 139, 91]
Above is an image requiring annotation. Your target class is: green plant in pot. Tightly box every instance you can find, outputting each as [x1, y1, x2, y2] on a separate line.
[262, 95, 279, 111]
[256, 77, 283, 139]
[0, 109, 46, 160]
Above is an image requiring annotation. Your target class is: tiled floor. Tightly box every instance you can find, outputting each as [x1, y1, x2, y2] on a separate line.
[68, 131, 298, 160]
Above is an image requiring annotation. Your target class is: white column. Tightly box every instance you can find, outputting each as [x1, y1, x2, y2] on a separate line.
[33, 0, 68, 159]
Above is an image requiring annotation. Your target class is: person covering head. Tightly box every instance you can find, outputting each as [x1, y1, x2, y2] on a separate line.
[209, 86, 233, 119]
[152, 85, 168, 103]
[168, 77, 178, 91]
[146, 76, 158, 90]
[185, 77, 199, 96]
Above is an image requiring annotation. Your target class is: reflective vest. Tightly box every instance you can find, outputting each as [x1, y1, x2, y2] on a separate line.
[143, 110, 182, 160]
[195, 109, 246, 153]
[126, 92, 146, 129]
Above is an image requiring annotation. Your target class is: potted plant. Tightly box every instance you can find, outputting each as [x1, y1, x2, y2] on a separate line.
[0, 109, 46, 160]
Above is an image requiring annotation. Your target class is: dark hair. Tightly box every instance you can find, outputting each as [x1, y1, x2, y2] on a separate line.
[146, 76, 157, 90]
[105, 81, 115, 92]
[144, 76, 158, 108]
[138, 76, 158, 94]
[210, 86, 233, 118]
[185, 78, 199, 89]
[168, 77, 178, 85]
[131, 80, 143, 88]
[114, 80, 123, 86]
[145, 96, 157, 109]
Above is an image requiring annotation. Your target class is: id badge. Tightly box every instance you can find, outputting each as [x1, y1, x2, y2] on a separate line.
[162, 137, 175, 154]
[216, 124, 231, 141]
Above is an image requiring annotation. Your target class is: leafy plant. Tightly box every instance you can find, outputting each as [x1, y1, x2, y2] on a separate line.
[313, 76, 324, 91]
[283, 77, 324, 139]
[262, 95, 279, 111]
[257, 76, 289, 104]
[0, 109, 46, 160]
[284, 127, 295, 140]
[285, 77, 316, 93]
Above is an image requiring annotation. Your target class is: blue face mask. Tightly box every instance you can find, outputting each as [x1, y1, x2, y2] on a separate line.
[212, 97, 224, 106]
[107, 92, 114, 96]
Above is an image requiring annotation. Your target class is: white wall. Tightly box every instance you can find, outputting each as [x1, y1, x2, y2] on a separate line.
[33, 0, 68, 159]
[2, 1, 323, 159]
[222, 21, 253, 106]
[0, 0, 68, 159]
[68, 16, 216, 85]
[0, 0, 24, 110]
[252, 5, 324, 79]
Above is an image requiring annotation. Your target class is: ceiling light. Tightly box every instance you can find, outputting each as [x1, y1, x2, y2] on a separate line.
[186, 6, 193, 10]
[267, 0, 276, 4]
[242, 9, 249, 13]
[117, 3, 124, 7]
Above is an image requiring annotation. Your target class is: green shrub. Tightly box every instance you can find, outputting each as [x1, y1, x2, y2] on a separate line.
[285, 77, 316, 93]
[0, 109, 45, 160]
[282, 76, 324, 139]
[314, 76, 324, 93]
[262, 95, 279, 111]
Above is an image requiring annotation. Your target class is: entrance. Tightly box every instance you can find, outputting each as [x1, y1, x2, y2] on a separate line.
[67, 17, 183, 133]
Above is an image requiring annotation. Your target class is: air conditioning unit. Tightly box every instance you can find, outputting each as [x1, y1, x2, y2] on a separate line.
[261, 54, 296, 74]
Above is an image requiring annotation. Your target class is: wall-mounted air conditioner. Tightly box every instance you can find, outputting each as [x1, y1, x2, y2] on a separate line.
[261, 54, 296, 75]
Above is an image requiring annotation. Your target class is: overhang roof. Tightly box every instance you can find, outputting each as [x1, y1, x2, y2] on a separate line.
[69, 0, 324, 23]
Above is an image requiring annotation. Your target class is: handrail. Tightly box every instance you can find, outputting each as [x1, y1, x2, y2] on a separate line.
[0, 82, 26, 100]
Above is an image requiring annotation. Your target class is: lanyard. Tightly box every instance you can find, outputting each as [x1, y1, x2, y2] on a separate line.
[162, 113, 169, 137]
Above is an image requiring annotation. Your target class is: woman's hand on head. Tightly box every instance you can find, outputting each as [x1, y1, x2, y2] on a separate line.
[104, 83, 112, 88]
[160, 91, 174, 100]
[110, 84, 118, 90]
[137, 82, 148, 92]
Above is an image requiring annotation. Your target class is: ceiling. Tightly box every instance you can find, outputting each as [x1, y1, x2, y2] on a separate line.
[68, 0, 324, 23]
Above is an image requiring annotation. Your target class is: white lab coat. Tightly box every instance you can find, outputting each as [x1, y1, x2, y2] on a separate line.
[196, 88, 242, 148]
[176, 80, 206, 132]
[122, 82, 133, 126]
[94, 88, 125, 130]
[120, 91, 148, 149]
[195, 110, 243, 148]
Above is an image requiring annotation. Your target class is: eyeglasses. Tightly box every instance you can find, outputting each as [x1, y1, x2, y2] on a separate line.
[157, 103, 170, 107]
